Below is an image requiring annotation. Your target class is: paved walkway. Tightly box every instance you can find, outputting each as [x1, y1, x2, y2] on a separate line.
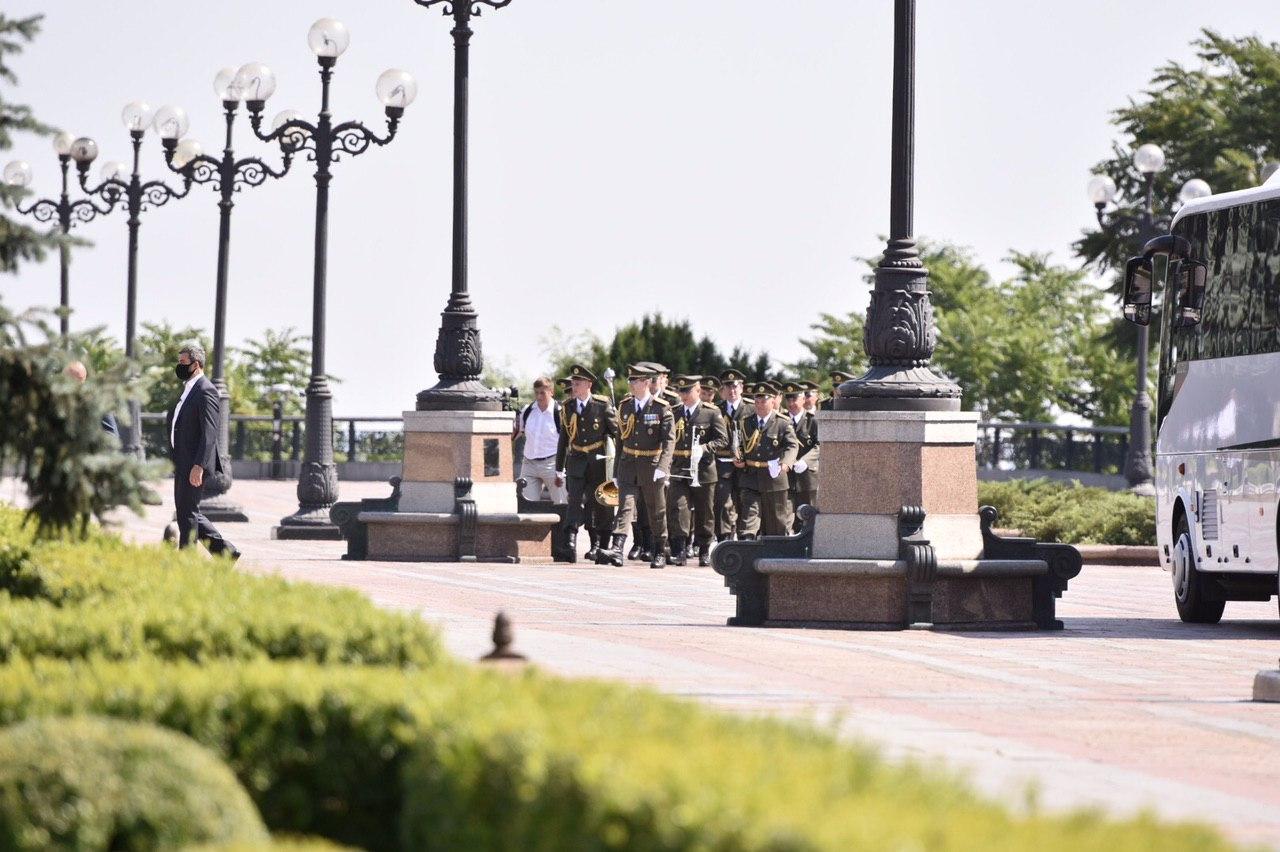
[8, 478, 1280, 847]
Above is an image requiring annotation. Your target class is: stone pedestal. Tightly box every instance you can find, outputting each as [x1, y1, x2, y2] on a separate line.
[340, 410, 559, 563]
[712, 410, 1081, 630]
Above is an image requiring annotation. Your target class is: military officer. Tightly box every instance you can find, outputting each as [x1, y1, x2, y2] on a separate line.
[733, 380, 799, 538]
[823, 370, 856, 410]
[637, 361, 682, 408]
[666, 376, 728, 566]
[782, 381, 819, 532]
[600, 365, 676, 568]
[556, 364, 619, 564]
[801, 380, 821, 415]
[699, 375, 720, 405]
[714, 368, 751, 541]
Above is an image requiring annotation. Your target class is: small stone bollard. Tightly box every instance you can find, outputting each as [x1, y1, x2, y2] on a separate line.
[480, 611, 526, 662]
[1253, 659, 1280, 702]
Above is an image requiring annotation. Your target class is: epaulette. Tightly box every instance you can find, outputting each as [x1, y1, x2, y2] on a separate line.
[592, 393, 610, 402]
[701, 401, 720, 412]
[651, 396, 670, 407]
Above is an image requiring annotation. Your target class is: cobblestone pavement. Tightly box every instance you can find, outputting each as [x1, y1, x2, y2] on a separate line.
[9, 478, 1280, 847]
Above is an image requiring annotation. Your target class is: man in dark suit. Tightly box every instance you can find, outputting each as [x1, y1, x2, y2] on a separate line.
[169, 342, 239, 559]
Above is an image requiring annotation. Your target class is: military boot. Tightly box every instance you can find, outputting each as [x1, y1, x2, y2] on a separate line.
[600, 534, 627, 567]
[650, 536, 668, 569]
[638, 527, 653, 562]
[697, 540, 711, 567]
[669, 537, 687, 567]
[584, 529, 601, 563]
[627, 523, 644, 560]
[565, 526, 579, 564]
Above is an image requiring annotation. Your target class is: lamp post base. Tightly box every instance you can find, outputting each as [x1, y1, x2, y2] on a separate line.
[197, 494, 250, 523]
[416, 379, 505, 412]
[835, 365, 962, 412]
[271, 505, 342, 541]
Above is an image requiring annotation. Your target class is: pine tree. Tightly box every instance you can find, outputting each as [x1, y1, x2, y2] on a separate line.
[0, 14, 57, 275]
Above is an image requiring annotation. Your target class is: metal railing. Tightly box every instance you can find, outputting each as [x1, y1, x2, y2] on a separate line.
[138, 413, 1129, 476]
[977, 421, 1128, 475]
[140, 413, 404, 464]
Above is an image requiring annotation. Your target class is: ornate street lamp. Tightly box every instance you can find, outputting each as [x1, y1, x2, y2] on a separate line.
[4, 132, 116, 341]
[1088, 144, 1210, 493]
[247, 18, 416, 539]
[155, 69, 293, 522]
[412, 0, 513, 412]
[71, 102, 192, 457]
[835, 0, 960, 411]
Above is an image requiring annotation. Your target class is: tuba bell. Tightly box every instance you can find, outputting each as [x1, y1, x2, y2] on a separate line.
[594, 479, 620, 508]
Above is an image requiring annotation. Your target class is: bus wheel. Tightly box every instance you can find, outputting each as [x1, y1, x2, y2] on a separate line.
[1172, 513, 1224, 624]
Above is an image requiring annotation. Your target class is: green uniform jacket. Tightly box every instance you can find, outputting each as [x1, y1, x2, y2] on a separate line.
[614, 395, 675, 484]
[714, 399, 752, 462]
[737, 412, 799, 493]
[555, 394, 619, 478]
[671, 401, 729, 486]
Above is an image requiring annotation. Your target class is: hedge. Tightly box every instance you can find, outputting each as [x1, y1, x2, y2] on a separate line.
[0, 715, 267, 850]
[0, 658, 1231, 852]
[978, 479, 1156, 545]
[0, 507, 442, 667]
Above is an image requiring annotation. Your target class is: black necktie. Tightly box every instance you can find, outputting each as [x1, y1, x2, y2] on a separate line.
[577, 401, 584, 415]
[758, 417, 765, 431]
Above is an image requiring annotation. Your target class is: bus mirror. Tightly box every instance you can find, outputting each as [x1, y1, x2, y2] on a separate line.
[1142, 234, 1193, 259]
[1122, 256, 1154, 326]
[1172, 260, 1207, 327]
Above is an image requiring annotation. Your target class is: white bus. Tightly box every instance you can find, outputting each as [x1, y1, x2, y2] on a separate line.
[1122, 174, 1280, 623]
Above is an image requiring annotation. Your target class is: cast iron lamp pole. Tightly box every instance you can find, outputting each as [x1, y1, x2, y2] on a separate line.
[246, 17, 417, 539]
[4, 132, 116, 341]
[1088, 146, 1210, 494]
[158, 70, 293, 522]
[71, 102, 192, 458]
[835, 0, 960, 411]
[413, 0, 513, 411]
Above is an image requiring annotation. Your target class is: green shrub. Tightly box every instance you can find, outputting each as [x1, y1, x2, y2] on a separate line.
[978, 479, 1156, 545]
[0, 658, 1231, 852]
[0, 507, 443, 667]
[0, 715, 267, 851]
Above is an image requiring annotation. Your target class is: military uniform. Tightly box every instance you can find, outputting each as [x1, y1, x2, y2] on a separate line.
[822, 370, 856, 411]
[556, 365, 619, 563]
[714, 368, 751, 540]
[735, 381, 799, 537]
[782, 381, 820, 533]
[666, 376, 729, 566]
[601, 366, 676, 568]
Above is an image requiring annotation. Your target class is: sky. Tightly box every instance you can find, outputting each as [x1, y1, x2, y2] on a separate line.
[1, 0, 1274, 414]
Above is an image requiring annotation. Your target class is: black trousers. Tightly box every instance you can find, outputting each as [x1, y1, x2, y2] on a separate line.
[565, 457, 615, 534]
[175, 475, 235, 555]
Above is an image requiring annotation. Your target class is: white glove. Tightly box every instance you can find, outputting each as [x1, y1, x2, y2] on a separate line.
[653, 469, 667, 482]
[793, 460, 808, 475]
[767, 458, 781, 479]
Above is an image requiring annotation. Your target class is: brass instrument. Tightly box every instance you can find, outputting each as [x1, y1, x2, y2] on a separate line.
[594, 367, 620, 508]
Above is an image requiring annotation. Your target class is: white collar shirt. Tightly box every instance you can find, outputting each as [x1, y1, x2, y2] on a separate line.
[573, 395, 590, 415]
[522, 401, 560, 460]
[171, 374, 201, 448]
[756, 411, 772, 430]
[633, 393, 652, 411]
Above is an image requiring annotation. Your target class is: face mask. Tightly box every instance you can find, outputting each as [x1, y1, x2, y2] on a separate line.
[175, 362, 194, 381]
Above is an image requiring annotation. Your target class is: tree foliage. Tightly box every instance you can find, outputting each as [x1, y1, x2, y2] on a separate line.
[1077, 30, 1280, 278]
[0, 301, 157, 537]
[230, 327, 312, 415]
[0, 14, 57, 276]
[790, 244, 1133, 424]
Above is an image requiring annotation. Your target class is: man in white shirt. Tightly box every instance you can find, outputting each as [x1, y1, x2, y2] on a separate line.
[514, 377, 568, 505]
